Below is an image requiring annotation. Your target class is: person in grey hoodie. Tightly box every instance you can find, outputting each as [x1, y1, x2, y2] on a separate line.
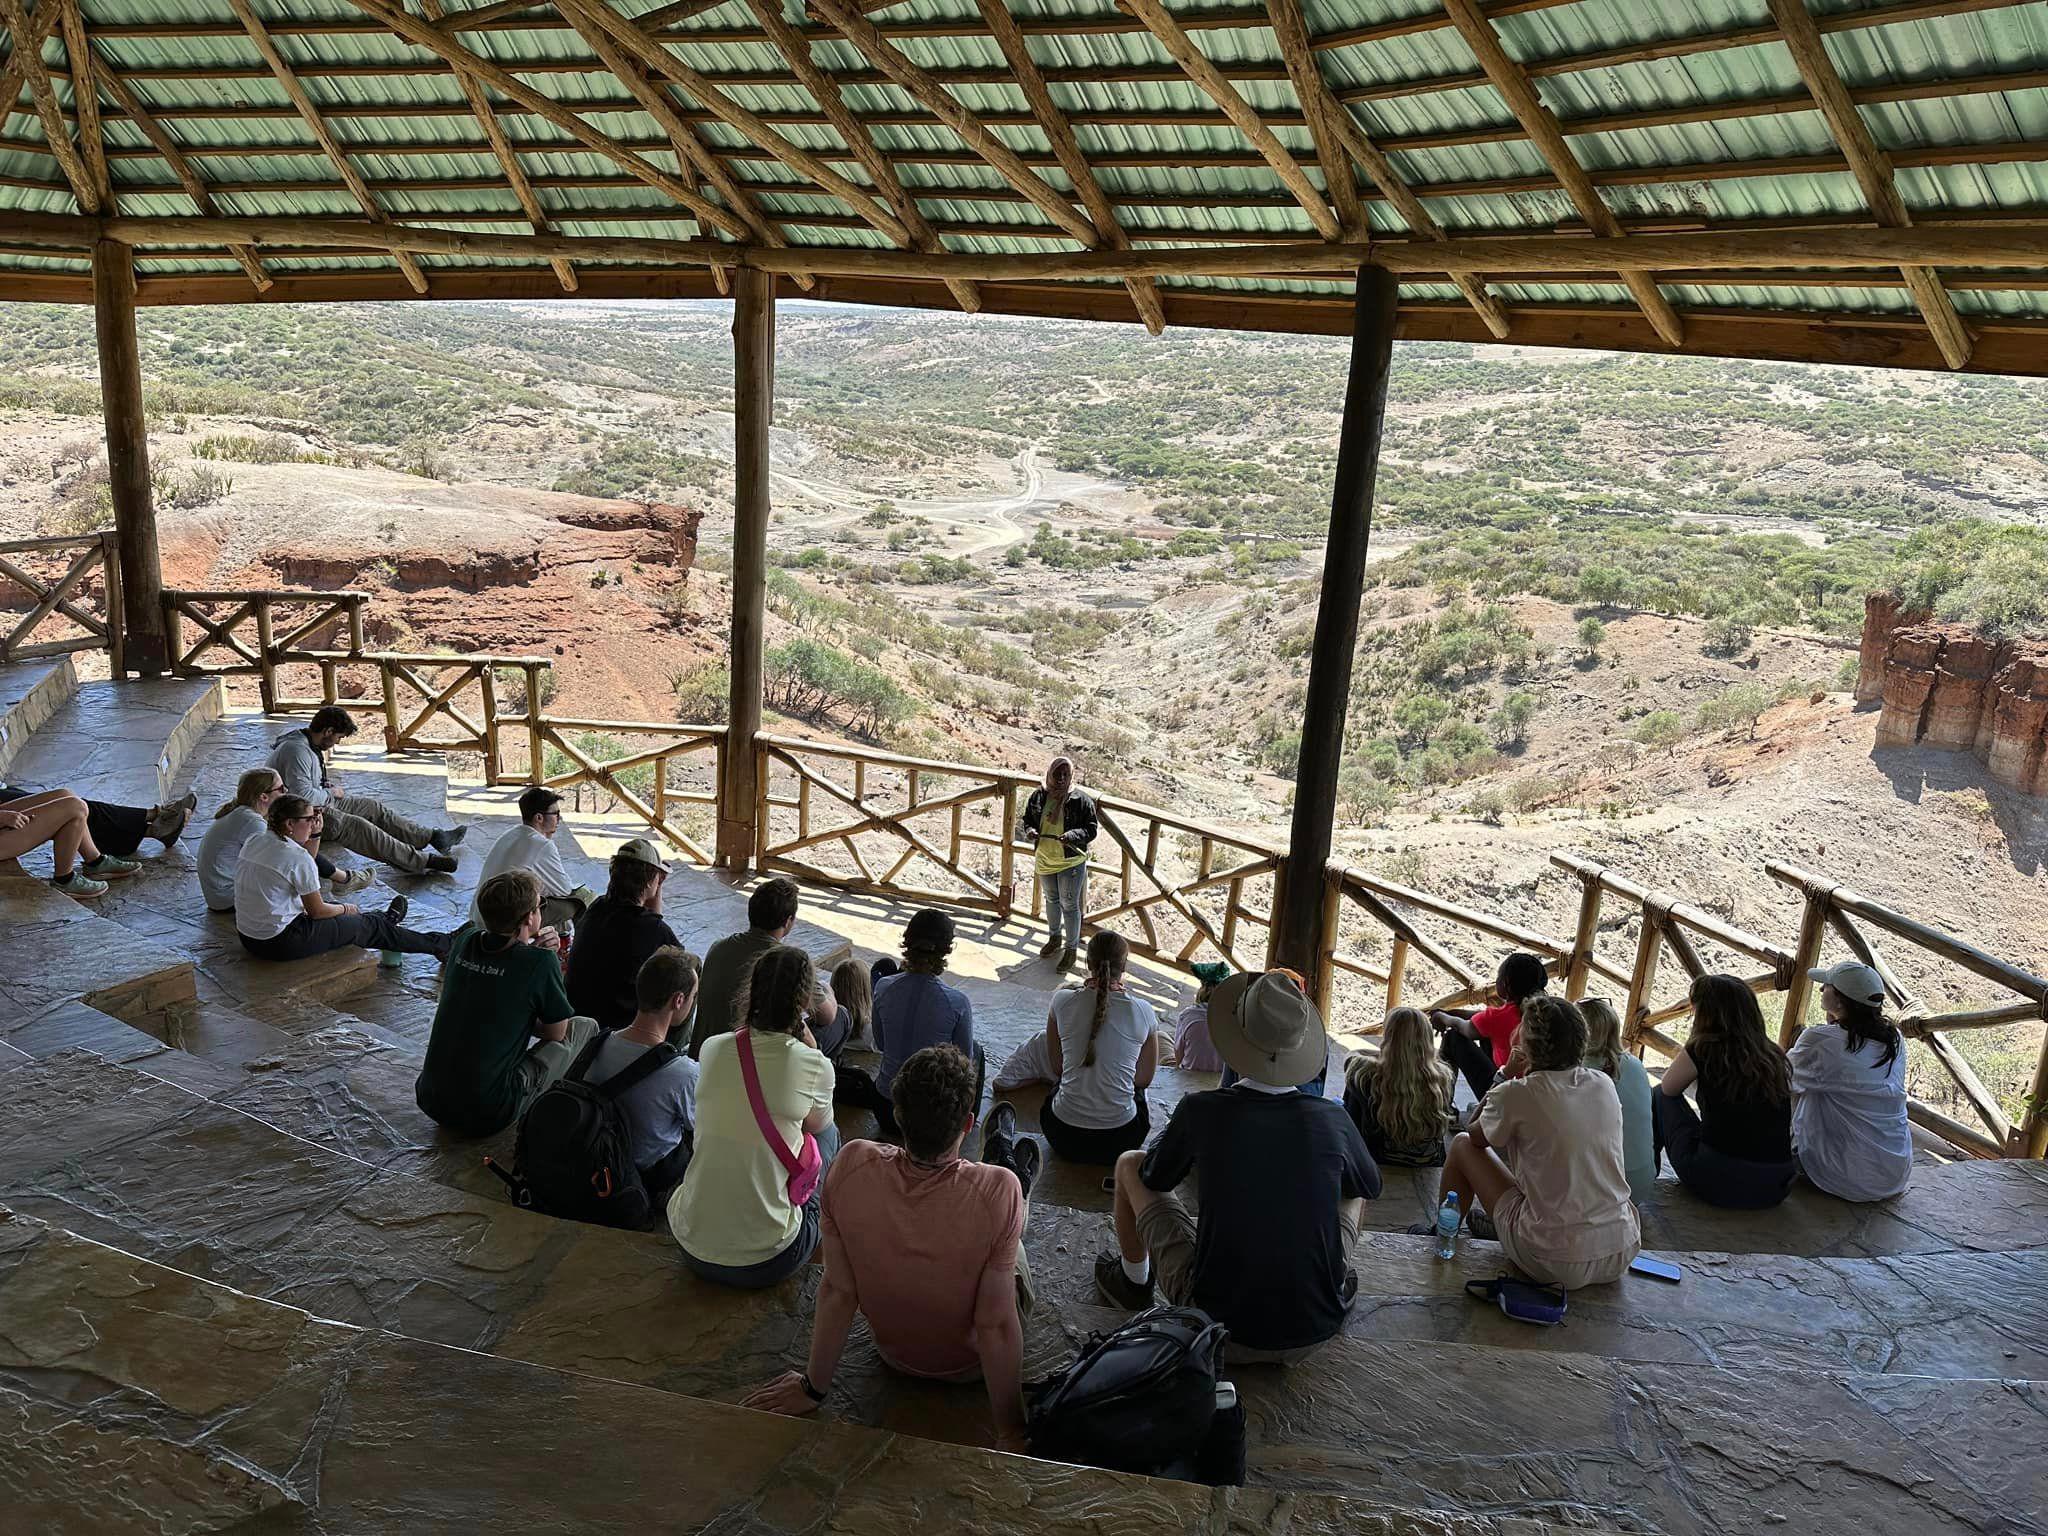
[269, 705, 467, 875]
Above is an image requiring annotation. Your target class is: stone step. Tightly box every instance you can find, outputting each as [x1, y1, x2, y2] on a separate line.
[0, 869, 197, 1039]
[0, 995, 247, 1097]
[0, 1208, 1590, 1536]
[1, 672, 221, 808]
[0, 654, 76, 783]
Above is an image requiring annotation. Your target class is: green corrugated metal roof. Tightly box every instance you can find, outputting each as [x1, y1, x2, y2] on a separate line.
[0, 0, 2044, 369]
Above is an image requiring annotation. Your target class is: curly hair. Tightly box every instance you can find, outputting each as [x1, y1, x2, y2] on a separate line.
[1517, 994, 1588, 1073]
[892, 1044, 979, 1161]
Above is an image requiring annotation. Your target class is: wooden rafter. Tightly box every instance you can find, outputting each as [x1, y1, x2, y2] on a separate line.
[1264, 0, 1507, 338]
[87, 53, 271, 290]
[555, 0, 909, 248]
[341, 0, 754, 240]
[0, 0, 95, 210]
[1439, 0, 1684, 346]
[1115, 0, 1341, 241]
[0, 0, 62, 133]
[973, 0, 1158, 333]
[805, 0, 1101, 247]
[416, 0, 574, 293]
[223, 0, 428, 293]
[1764, 0, 1971, 370]
[745, 0, 978, 314]
[56, 1, 108, 209]
[554, 0, 817, 291]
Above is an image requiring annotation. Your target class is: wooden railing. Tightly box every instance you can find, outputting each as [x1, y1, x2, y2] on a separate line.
[0, 532, 122, 671]
[172, 583, 2047, 1161]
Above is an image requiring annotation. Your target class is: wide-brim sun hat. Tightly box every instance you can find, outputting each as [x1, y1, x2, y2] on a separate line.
[1207, 969, 1329, 1088]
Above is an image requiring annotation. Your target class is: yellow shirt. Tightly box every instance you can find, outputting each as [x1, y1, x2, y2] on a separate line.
[1035, 798, 1087, 877]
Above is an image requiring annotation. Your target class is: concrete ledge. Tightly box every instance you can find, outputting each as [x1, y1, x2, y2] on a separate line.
[1, 673, 222, 805]
[0, 655, 77, 783]
[0, 872, 196, 1038]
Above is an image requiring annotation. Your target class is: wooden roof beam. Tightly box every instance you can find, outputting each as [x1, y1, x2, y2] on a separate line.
[743, 0, 975, 313]
[974, 0, 1157, 333]
[1439, 0, 1681, 346]
[223, 0, 427, 293]
[1265, 0, 1507, 339]
[1765, 0, 1971, 369]
[340, 0, 754, 240]
[85, 47, 271, 290]
[1115, 0, 1341, 241]
[415, 0, 573, 293]
[56, 1, 108, 210]
[0, 0, 62, 133]
[555, 0, 909, 248]
[804, 0, 1102, 247]
[0, 0, 95, 211]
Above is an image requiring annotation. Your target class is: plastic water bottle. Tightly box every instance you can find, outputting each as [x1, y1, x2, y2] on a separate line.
[1434, 1192, 1461, 1260]
[379, 949, 402, 970]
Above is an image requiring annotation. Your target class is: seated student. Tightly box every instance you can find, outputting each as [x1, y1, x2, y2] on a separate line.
[1096, 971, 1380, 1363]
[269, 705, 466, 875]
[414, 869, 599, 1138]
[198, 767, 371, 913]
[823, 958, 871, 1061]
[1169, 961, 1230, 1073]
[1789, 962, 1912, 1204]
[1580, 996, 1658, 1204]
[841, 910, 980, 1134]
[671, 944, 839, 1288]
[566, 839, 680, 1030]
[0, 786, 137, 897]
[1215, 965, 1329, 1097]
[1430, 995, 1640, 1290]
[1432, 951, 1549, 1104]
[470, 786, 598, 933]
[0, 780, 194, 861]
[235, 795, 454, 964]
[744, 1044, 1042, 1451]
[582, 946, 702, 1205]
[1654, 974, 1797, 1210]
[1342, 1006, 1455, 1167]
[1039, 931, 1158, 1165]
[692, 876, 837, 1056]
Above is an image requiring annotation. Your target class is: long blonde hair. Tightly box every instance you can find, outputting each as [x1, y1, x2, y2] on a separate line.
[215, 766, 281, 820]
[1344, 1006, 1452, 1147]
[831, 959, 872, 1046]
[1579, 996, 1624, 1079]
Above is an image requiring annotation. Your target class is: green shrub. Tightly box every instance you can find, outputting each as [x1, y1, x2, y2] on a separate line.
[671, 660, 729, 723]
[1632, 710, 1687, 748]
[1696, 681, 1773, 739]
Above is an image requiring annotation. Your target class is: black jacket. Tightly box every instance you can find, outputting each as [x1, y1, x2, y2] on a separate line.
[1017, 786, 1099, 853]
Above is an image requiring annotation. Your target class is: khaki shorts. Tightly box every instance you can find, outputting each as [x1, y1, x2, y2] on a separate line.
[1490, 1186, 1639, 1291]
[1133, 1190, 1324, 1367]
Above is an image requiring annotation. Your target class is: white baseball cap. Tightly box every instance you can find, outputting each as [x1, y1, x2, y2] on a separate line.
[1808, 961, 1884, 1007]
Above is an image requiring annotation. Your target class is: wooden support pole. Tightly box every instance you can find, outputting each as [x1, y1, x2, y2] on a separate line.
[1781, 885, 1831, 1047]
[719, 266, 773, 871]
[1269, 264, 1397, 981]
[1564, 872, 1604, 1000]
[91, 239, 165, 676]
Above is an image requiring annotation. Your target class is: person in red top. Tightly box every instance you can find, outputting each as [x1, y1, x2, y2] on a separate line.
[744, 1044, 1042, 1451]
[1432, 951, 1549, 1103]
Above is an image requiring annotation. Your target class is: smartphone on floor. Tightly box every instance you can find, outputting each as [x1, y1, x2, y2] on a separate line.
[1629, 1255, 1683, 1284]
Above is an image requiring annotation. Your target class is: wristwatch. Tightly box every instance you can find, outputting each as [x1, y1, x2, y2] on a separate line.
[799, 1372, 827, 1403]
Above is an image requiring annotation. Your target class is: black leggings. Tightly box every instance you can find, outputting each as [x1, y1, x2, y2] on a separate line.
[1041, 1087, 1150, 1165]
[240, 908, 452, 963]
[1438, 1030, 1499, 1103]
[1654, 1092, 1796, 1210]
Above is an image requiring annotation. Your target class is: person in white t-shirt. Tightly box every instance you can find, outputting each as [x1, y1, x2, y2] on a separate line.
[469, 785, 597, 932]
[1789, 962, 1913, 1203]
[583, 945, 703, 1205]
[1037, 931, 1158, 1165]
[198, 767, 372, 912]
[1427, 994, 1641, 1290]
[234, 794, 455, 964]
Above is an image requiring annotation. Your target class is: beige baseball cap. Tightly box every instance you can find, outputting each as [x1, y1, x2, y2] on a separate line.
[616, 836, 671, 875]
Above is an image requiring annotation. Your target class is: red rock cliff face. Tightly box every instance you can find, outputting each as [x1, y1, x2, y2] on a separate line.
[1865, 597, 2048, 795]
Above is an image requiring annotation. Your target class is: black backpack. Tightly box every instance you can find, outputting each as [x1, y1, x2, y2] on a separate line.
[492, 1032, 679, 1230]
[1027, 1306, 1244, 1486]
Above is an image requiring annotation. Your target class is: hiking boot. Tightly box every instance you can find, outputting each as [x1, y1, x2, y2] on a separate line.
[51, 870, 109, 898]
[1093, 1252, 1155, 1312]
[1011, 1135, 1043, 1199]
[428, 825, 469, 853]
[423, 853, 459, 874]
[1057, 947, 1077, 972]
[1038, 936, 1062, 959]
[147, 803, 193, 846]
[81, 852, 140, 881]
[330, 868, 376, 897]
[383, 894, 410, 926]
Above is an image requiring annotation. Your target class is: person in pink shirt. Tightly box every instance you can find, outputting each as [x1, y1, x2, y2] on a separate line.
[1170, 961, 1231, 1074]
[1432, 951, 1549, 1103]
[744, 1045, 1042, 1450]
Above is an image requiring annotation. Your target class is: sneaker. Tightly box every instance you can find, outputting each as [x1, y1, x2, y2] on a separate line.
[1057, 947, 1077, 972]
[147, 804, 192, 845]
[51, 870, 109, 898]
[985, 1100, 1018, 1147]
[1011, 1135, 1043, 1199]
[1468, 1208, 1499, 1242]
[383, 894, 410, 926]
[424, 853, 459, 874]
[82, 853, 140, 880]
[428, 825, 469, 853]
[1093, 1252, 1155, 1312]
[1038, 936, 1062, 959]
[330, 868, 376, 898]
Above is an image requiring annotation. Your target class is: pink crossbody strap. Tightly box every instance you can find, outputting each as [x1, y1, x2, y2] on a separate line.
[735, 1027, 800, 1175]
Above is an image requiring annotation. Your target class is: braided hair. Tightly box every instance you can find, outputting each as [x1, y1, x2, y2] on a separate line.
[1081, 930, 1128, 1067]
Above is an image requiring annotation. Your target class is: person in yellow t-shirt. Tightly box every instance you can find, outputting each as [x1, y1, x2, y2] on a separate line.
[1014, 756, 1097, 972]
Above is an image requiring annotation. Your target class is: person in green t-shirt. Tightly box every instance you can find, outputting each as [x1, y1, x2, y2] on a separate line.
[415, 868, 599, 1138]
